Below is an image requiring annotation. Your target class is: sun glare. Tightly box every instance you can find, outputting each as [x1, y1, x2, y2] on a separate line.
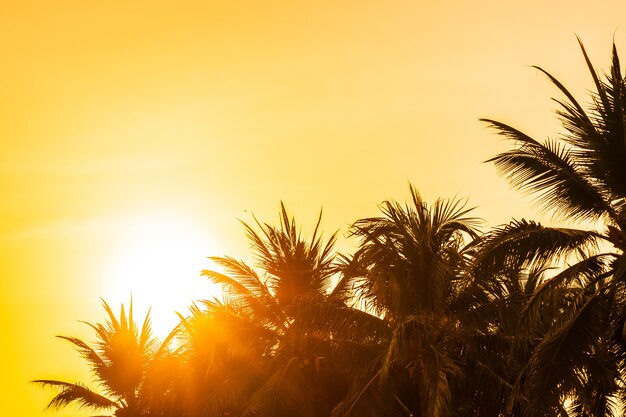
[102, 212, 222, 337]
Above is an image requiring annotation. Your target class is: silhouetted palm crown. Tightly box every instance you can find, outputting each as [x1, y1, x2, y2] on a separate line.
[480, 39, 626, 415]
[33, 300, 174, 417]
[347, 187, 480, 322]
[203, 203, 337, 319]
[333, 187, 481, 417]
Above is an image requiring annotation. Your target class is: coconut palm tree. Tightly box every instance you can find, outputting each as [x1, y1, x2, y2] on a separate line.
[478, 38, 626, 416]
[33, 299, 177, 417]
[332, 186, 483, 417]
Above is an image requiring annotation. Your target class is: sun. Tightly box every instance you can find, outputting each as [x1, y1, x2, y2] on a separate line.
[102, 212, 223, 337]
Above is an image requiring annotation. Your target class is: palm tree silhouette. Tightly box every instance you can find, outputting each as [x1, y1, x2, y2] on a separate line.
[333, 186, 481, 417]
[199, 203, 347, 417]
[33, 299, 176, 417]
[479, 38, 626, 415]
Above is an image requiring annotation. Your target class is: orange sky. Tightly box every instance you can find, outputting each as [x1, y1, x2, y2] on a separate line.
[2, 1, 626, 415]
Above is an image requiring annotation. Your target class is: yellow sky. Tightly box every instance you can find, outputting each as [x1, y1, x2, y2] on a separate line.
[2, 1, 626, 415]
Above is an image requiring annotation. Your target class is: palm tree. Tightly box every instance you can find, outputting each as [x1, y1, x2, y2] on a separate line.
[478, 38, 626, 415]
[199, 203, 348, 417]
[332, 186, 482, 417]
[33, 299, 177, 417]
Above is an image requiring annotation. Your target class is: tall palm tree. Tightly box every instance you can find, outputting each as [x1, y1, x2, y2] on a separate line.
[478, 38, 626, 416]
[33, 299, 177, 417]
[332, 186, 482, 417]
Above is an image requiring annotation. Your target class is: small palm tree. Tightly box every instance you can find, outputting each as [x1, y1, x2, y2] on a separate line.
[479, 38, 626, 415]
[34, 299, 176, 417]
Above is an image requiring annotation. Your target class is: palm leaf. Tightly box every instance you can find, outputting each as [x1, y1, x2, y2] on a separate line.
[204, 256, 271, 298]
[32, 380, 118, 411]
[55, 336, 108, 379]
[520, 253, 614, 332]
[483, 119, 613, 221]
[471, 219, 600, 277]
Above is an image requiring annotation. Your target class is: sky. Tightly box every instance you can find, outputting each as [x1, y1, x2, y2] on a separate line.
[2, 1, 626, 415]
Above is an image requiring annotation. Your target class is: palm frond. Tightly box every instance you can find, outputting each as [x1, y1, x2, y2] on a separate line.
[471, 219, 600, 277]
[294, 294, 390, 344]
[483, 119, 614, 221]
[56, 335, 108, 376]
[577, 36, 611, 113]
[204, 256, 271, 298]
[32, 380, 118, 412]
[520, 254, 614, 332]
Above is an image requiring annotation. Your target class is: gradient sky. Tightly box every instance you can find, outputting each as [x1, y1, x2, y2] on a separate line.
[2, 1, 626, 415]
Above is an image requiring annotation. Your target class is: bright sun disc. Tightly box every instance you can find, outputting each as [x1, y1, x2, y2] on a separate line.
[103, 213, 222, 337]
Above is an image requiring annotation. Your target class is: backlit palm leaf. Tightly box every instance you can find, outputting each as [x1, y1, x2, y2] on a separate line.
[32, 380, 118, 412]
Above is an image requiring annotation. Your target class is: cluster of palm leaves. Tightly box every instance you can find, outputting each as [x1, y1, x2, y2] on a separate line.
[36, 39, 626, 417]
